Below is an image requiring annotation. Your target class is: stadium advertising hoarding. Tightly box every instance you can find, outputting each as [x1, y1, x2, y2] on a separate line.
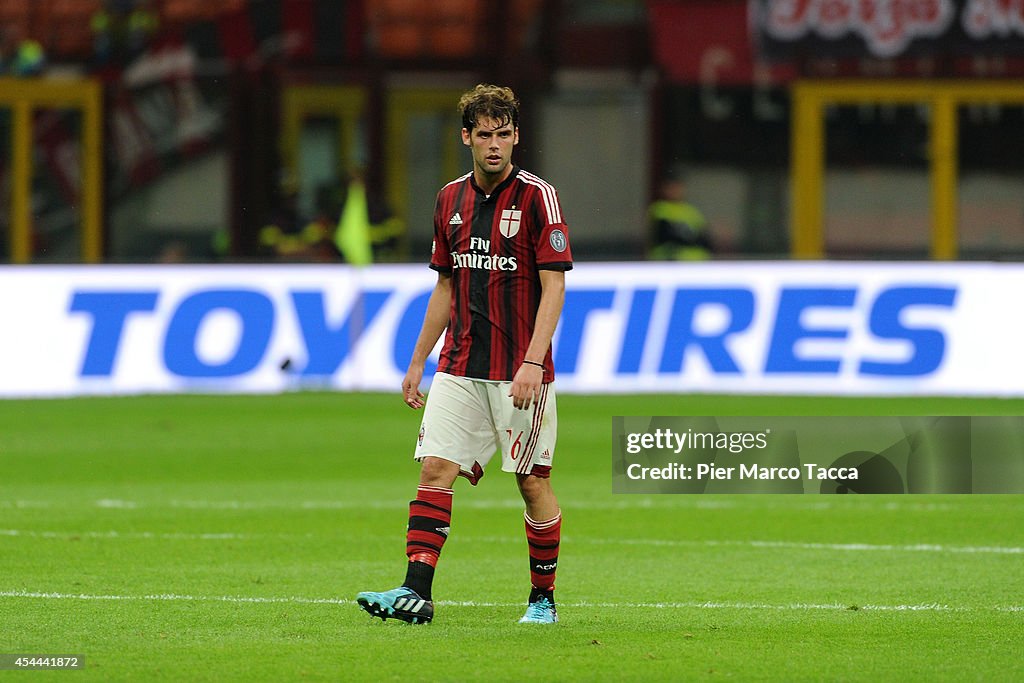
[650, 1, 1024, 85]
[750, 0, 1024, 60]
[0, 261, 1021, 398]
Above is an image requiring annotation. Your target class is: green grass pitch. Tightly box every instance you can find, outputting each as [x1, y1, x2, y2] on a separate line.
[2, 392, 1023, 681]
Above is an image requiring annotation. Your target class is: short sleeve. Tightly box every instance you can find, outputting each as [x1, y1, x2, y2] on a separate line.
[532, 189, 573, 271]
[429, 193, 452, 272]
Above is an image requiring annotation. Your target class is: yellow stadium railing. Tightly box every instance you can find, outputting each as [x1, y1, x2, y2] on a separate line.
[1, 77, 103, 263]
[790, 80, 1024, 260]
[279, 84, 367, 192]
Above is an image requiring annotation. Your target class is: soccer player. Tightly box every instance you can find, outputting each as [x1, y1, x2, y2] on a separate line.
[356, 84, 572, 625]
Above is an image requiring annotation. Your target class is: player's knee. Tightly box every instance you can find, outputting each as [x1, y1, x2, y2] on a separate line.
[516, 473, 551, 503]
[419, 456, 460, 487]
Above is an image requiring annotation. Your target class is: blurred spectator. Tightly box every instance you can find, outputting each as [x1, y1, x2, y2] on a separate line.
[92, 0, 159, 67]
[0, 25, 47, 77]
[127, 0, 160, 58]
[647, 171, 712, 261]
[259, 174, 340, 262]
[156, 240, 189, 263]
[332, 171, 406, 264]
[367, 188, 404, 262]
[335, 172, 373, 266]
[91, 1, 124, 66]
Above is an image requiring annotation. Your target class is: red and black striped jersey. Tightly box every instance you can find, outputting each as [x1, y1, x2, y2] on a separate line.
[429, 166, 573, 382]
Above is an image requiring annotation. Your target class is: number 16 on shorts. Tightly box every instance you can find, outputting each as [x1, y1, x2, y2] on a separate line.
[506, 430, 524, 462]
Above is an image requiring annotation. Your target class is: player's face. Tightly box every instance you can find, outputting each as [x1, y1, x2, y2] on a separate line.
[463, 117, 519, 183]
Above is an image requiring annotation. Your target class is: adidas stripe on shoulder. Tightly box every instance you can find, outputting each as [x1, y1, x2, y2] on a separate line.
[441, 172, 473, 190]
[518, 170, 562, 225]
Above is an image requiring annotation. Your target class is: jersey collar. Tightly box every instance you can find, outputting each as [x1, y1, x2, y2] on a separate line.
[470, 165, 520, 199]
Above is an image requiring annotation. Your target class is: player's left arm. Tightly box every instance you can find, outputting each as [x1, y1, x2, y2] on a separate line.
[509, 269, 565, 410]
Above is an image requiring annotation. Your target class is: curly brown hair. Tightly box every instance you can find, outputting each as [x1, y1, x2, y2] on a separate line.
[458, 84, 520, 132]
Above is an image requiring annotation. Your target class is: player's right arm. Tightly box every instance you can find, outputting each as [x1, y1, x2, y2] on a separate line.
[402, 272, 451, 409]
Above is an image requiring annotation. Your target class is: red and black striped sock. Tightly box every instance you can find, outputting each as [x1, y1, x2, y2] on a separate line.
[402, 485, 453, 600]
[525, 511, 561, 600]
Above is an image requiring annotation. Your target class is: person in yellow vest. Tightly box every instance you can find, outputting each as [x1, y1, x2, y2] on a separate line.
[259, 176, 340, 262]
[334, 169, 405, 264]
[648, 172, 712, 261]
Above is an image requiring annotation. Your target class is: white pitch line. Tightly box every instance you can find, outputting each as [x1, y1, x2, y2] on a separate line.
[462, 535, 1024, 556]
[0, 590, 1020, 613]
[3, 498, 1019, 514]
[0, 529, 260, 541]
[0, 590, 346, 605]
[607, 538, 1024, 555]
[443, 600, 964, 612]
[95, 499, 138, 509]
[160, 499, 980, 512]
[732, 539, 1024, 555]
[4, 528, 1022, 556]
[168, 499, 526, 510]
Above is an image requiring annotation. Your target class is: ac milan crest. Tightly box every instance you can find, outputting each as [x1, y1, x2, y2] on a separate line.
[499, 209, 522, 238]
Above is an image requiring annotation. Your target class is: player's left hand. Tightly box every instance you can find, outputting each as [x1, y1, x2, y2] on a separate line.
[402, 364, 426, 409]
[510, 363, 543, 410]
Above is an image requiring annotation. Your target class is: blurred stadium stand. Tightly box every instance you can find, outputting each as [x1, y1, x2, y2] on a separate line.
[1, 0, 1022, 264]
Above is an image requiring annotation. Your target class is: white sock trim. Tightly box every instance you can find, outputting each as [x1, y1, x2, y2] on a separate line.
[417, 485, 454, 495]
[525, 510, 561, 530]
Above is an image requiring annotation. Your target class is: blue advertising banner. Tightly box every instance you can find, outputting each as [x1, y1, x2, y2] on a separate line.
[1, 261, 1023, 397]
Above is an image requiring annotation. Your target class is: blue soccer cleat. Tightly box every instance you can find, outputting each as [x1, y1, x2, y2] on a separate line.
[518, 595, 558, 624]
[356, 587, 433, 624]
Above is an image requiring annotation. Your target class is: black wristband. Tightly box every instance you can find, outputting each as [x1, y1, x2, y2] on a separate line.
[522, 360, 545, 368]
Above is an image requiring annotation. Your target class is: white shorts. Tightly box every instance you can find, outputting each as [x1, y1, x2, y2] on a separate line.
[414, 372, 557, 484]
